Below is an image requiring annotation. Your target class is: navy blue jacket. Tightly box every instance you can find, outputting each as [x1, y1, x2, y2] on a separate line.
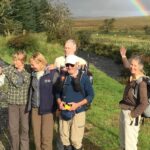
[56, 72, 94, 113]
[27, 69, 58, 115]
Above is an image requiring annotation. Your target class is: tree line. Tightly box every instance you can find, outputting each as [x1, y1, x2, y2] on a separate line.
[0, 0, 72, 42]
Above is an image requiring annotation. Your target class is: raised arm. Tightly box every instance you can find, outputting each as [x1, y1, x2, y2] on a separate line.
[120, 47, 130, 69]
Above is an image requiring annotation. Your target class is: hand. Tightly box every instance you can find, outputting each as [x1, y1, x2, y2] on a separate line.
[61, 67, 67, 72]
[68, 102, 79, 111]
[120, 46, 127, 58]
[59, 101, 66, 110]
[47, 64, 55, 70]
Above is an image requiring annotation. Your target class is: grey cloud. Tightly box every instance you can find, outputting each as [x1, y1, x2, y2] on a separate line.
[61, 0, 150, 17]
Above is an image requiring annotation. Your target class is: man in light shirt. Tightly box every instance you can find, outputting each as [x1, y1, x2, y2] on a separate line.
[54, 39, 87, 69]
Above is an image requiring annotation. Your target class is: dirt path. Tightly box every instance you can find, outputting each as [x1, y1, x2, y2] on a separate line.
[78, 51, 123, 80]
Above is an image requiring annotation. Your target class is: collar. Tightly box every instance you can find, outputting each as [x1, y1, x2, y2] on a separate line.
[31, 66, 52, 77]
[130, 74, 145, 81]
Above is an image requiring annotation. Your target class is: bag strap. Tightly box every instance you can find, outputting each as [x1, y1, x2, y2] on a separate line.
[63, 72, 85, 98]
[133, 77, 143, 99]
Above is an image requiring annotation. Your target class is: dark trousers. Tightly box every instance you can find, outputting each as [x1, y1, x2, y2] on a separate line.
[8, 104, 29, 150]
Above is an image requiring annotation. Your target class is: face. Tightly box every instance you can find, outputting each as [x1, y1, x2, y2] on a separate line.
[13, 56, 24, 69]
[130, 59, 141, 76]
[30, 59, 44, 72]
[65, 63, 77, 75]
[64, 42, 76, 56]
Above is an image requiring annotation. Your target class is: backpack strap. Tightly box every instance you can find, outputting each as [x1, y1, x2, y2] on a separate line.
[62, 72, 85, 99]
[132, 77, 144, 99]
[62, 75, 70, 101]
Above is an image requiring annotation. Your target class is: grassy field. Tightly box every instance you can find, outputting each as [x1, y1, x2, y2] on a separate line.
[0, 26, 150, 149]
[84, 65, 150, 150]
[73, 15, 150, 148]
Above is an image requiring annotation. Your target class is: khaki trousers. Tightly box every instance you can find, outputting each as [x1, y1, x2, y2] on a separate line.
[32, 108, 54, 150]
[8, 104, 29, 150]
[59, 111, 86, 149]
[119, 110, 141, 150]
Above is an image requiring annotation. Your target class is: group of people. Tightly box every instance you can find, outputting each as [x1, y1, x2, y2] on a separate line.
[0, 38, 148, 150]
[0, 39, 94, 150]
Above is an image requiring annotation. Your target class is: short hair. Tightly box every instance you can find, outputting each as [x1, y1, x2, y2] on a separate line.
[30, 52, 47, 66]
[65, 39, 77, 50]
[13, 50, 27, 63]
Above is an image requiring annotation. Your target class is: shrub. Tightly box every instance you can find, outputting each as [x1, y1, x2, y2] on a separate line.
[7, 34, 39, 52]
[76, 30, 91, 49]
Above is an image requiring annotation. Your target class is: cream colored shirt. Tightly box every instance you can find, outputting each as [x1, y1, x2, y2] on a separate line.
[36, 71, 44, 80]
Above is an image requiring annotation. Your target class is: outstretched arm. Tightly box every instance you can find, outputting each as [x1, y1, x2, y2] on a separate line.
[120, 46, 130, 69]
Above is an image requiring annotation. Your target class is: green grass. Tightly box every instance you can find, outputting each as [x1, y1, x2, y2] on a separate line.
[0, 34, 64, 64]
[1, 33, 150, 150]
[91, 33, 150, 51]
[83, 65, 150, 150]
[83, 65, 123, 150]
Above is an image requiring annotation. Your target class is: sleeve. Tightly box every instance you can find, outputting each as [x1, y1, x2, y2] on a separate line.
[54, 76, 64, 100]
[122, 57, 130, 69]
[131, 81, 148, 118]
[52, 71, 59, 84]
[83, 75, 94, 104]
[78, 57, 87, 66]
[0, 74, 5, 87]
[2, 65, 12, 76]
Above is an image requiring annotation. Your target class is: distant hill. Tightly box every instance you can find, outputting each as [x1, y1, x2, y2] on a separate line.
[72, 16, 150, 30]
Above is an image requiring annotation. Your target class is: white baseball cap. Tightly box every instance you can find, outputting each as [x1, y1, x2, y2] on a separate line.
[65, 55, 79, 65]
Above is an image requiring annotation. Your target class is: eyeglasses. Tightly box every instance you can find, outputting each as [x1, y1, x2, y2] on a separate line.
[65, 63, 75, 67]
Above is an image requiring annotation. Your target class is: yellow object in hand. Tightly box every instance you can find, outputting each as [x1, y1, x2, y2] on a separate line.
[64, 104, 71, 110]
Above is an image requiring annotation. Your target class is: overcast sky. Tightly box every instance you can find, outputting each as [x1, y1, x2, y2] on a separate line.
[60, 0, 150, 17]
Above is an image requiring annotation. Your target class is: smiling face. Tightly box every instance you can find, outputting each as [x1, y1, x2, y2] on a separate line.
[13, 52, 26, 70]
[13, 58, 24, 69]
[130, 59, 143, 76]
[65, 63, 78, 75]
[64, 40, 76, 56]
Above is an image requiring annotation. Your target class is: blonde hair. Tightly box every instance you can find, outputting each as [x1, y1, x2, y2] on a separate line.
[30, 52, 47, 66]
[13, 51, 27, 63]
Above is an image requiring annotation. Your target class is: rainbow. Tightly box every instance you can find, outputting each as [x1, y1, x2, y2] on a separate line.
[131, 0, 149, 16]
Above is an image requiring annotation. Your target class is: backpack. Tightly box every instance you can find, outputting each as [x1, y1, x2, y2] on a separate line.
[132, 76, 150, 118]
[79, 65, 93, 84]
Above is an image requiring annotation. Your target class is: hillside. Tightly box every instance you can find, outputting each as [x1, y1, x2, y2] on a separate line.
[73, 16, 150, 31]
